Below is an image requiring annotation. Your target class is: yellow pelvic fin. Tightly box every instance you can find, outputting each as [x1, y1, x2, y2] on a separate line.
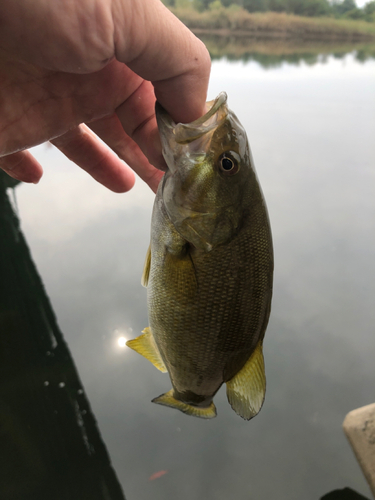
[226, 341, 266, 421]
[152, 390, 217, 419]
[126, 327, 167, 373]
[141, 244, 151, 288]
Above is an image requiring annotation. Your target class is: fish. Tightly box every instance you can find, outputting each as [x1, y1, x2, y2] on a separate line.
[126, 92, 273, 420]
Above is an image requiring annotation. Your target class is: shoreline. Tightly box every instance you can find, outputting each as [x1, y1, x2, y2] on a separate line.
[194, 36, 375, 64]
[190, 27, 375, 42]
[171, 10, 375, 42]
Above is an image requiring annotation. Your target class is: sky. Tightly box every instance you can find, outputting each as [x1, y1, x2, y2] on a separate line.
[355, 0, 369, 7]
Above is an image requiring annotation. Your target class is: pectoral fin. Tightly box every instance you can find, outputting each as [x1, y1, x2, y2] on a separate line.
[141, 245, 151, 288]
[163, 249, 197, 302]
[152, 390, 217, 419]
[226, 341, 266, 420]
[126, 327, 167, 373]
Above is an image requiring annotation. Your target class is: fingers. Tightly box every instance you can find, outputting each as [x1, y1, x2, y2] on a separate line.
[88, 113, 164, 193]
[113, 79, 166, 170]
[0, 150, 43, 184]
[50, 124, 136, 193]
[0, 116, 164, 194]
[114, 0, 211, 124]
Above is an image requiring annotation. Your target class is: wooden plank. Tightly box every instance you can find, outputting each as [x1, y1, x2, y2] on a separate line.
[343, 403, 375, 498]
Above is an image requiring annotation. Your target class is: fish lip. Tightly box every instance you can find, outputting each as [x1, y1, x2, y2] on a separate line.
[155, 92, 228, 146]
[174, 92, 228, 144]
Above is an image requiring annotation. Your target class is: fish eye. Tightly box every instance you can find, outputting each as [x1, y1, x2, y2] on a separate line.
[218, 152, 240, 176]
[221, 157, 234, 171]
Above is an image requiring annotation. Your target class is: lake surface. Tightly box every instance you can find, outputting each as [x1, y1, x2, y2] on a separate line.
[3, 45, 375, 499]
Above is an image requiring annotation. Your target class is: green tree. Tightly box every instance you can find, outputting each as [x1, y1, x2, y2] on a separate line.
[220, 0, 242, 6]
[197, 0, 214, 8]
[266, 0, 287, 12]
[344, 7, 363, 17]
[284, 0, 331, 15]
[363, 0, 375, 20]
[364, 0, 375, 13]
[331, 0, 358, 16]
[175, 0, 192, 7]
[209, 0, 224, 9]
[243, 0, 267, 12]
[192, 0, 206, 10]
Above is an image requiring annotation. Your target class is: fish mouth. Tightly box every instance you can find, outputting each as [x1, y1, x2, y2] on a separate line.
[174, 92, 228, 144]
[156, 92, 228, 153]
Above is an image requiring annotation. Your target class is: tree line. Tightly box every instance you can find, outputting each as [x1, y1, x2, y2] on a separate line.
[163, 0, 375, 21]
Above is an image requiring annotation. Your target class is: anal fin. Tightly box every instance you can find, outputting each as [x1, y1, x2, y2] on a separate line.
[126, 327, 167, 373]
[226, 341, 266, 420]
[152, 390, 217, 419]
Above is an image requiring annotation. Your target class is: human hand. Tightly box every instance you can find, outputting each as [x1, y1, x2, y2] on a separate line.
[0, 0, 210, 192]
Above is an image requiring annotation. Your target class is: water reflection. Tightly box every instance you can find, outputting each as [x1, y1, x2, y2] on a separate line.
[197, 34, 375, 66]
[117, 336, 127, 348]
[0, 172, 126, 500]
[4, 44, 375, 500]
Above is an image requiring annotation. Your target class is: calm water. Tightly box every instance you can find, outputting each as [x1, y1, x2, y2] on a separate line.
[5, 48, 375, 499]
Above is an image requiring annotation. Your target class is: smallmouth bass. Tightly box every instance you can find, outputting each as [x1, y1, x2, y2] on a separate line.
[127, 92, 273, 420]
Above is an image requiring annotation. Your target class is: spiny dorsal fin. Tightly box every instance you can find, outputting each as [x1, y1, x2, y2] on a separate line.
[141, 245, 151, 288]
[226, 341, 266, 420]
[126, 327, 167, 373]
[152, 390, 217, 419]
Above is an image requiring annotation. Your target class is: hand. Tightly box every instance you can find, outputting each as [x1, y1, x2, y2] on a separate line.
[0, 0, 210, 192]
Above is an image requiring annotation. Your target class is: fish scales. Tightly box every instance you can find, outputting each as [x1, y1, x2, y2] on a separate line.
[127, 92, 273, 419]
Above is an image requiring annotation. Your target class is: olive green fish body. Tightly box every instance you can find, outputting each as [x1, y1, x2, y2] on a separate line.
[127, 93, 273, 420]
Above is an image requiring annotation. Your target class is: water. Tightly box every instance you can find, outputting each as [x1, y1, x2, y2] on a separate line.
[3, 46, 375, 499]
